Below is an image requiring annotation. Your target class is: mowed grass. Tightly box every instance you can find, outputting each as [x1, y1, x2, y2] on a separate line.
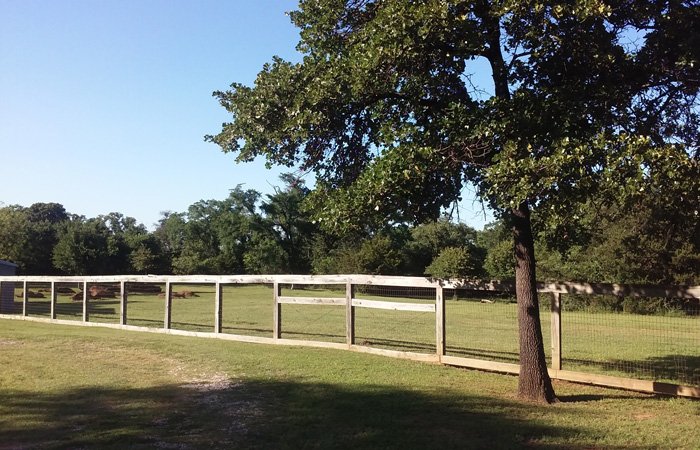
[6, 283, 700, 385]
[1, 321, 700, 449]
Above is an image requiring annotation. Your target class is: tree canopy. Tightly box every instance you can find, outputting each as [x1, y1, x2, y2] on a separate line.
[208, 0, 698, 402]
[209, 0, 697, 232]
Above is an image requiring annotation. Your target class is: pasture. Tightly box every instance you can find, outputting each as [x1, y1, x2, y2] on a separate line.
[1, 320, 699, 449]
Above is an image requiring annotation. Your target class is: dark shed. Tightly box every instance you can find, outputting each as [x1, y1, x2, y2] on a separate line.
[0, 260, 18, 313]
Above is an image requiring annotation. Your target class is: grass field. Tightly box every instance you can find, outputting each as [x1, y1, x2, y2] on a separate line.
[5, 283, 699, 386]
[1, 320, 699, 449]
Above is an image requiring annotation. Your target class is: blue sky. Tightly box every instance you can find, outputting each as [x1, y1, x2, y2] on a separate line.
[1, 0, 493, 229]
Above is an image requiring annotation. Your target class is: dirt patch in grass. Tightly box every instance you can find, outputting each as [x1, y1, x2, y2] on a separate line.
[176, 371, 263, 437]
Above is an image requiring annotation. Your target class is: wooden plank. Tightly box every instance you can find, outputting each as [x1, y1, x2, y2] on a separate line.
[50, 281, 57, 320]
[550, 292, 561, 370]
[0, 275, 698, 299]
[550, 369, 653, 392]
[346, 282, 355, 345]
[119, 281, 127, 325]
[435, 284, 445, 357]
[277, 296, 346, 306]
[214, 282, 222, 333]
[352, 298, 436, 313]
[273, 282, 281, 339]
[441, 355, 521, 375]
[0, 274, 436, 288]
[540, 282, 700, 299]
[342, 275, 437, 288]
[652, 382, 700, 398]
[82, 281, 89, 322]
[274, 338, 349, 351]
[350, 345, 440, 363]
[546, 369, 698, 398]
[164, 281, 172, 329]
[22, 280, 28, 316]
[439, 279, 516, 292]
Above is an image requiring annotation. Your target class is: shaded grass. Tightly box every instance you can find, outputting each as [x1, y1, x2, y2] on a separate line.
[1, 321, 699, 449]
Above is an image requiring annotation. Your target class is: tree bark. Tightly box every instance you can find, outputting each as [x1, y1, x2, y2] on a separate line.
[512, 202, 557, 403]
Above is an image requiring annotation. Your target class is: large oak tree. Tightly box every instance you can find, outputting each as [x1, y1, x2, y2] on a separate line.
[208, 0, 698, 402]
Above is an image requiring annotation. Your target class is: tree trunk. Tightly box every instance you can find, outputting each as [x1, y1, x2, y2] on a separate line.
[512, 202, 557, 403]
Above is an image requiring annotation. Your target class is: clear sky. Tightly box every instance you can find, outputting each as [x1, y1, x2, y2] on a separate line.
[0, 0, 493, 230]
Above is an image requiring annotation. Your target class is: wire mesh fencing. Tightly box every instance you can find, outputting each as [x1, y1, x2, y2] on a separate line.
[353, 284, 436, 353]
[561, 293, 700, 386]
[278, 283, 346, 343]
[445, 290, 512, 361]
[124, 283, 165, 328]
[221, 284, 273, 337]
[445, 289, 522, 364]
[80, 282, 121, 323]
[168, 283, 216, 332]
[22, 282, 52, 317]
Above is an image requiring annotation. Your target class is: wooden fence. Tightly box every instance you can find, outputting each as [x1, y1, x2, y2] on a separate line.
[0, 274, 698, 398]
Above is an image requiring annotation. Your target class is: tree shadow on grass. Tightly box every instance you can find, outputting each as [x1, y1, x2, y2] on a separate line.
[0, 379, 599, 450]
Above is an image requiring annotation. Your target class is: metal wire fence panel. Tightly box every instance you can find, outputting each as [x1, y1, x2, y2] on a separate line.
[279, 284, 346, 343]
[84, 283, 121, 323]
[53, 282, 84, 321]
[444, 289, 553, 364]
[444, 290, 519, 363]
[170, 284, 216, 332]
[354, 285, 435, 353]
[125, 283, 165, 328]
[221, 284, 273, 337]
[562, 294, 700, 386]
[23, 282, 52, 317]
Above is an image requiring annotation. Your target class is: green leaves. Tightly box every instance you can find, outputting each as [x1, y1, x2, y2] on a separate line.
[424, 246, 476, 279]
[209, 0, 698, 240]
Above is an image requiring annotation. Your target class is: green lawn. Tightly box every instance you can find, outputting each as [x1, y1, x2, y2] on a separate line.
[1, 320, 699, 449]
[5, 283, 699, 386]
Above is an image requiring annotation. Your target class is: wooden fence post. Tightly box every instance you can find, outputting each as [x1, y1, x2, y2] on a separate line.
[215, 282, 223, 333]
[82, 281, 89, 322]
[551, 292, 562, 370]
[436, 283, 445, 358]
[164, 281, 172, 329]
[346, 281, 355, 346]
[50, 281, 57, 320]
[273, 282, 282, 339]
[22, 280, 28, 316]
[120, 281, 127, 325]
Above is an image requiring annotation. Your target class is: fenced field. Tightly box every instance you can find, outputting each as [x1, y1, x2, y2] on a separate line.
[1, 275, 698, 397]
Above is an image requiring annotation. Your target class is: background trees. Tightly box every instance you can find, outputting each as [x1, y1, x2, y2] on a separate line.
[2, 180, 696, 285]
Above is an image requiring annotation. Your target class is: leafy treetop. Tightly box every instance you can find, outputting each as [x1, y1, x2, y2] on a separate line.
[208, 0, 698, 234]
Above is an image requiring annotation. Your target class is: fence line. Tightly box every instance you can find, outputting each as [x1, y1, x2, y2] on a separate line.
[0, 274, 698, 398]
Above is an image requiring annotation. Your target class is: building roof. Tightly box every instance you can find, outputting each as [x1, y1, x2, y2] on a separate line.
[0, 260, 18, 268]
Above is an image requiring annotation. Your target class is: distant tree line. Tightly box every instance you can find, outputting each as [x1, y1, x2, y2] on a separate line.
[1, 175, 697, 288]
